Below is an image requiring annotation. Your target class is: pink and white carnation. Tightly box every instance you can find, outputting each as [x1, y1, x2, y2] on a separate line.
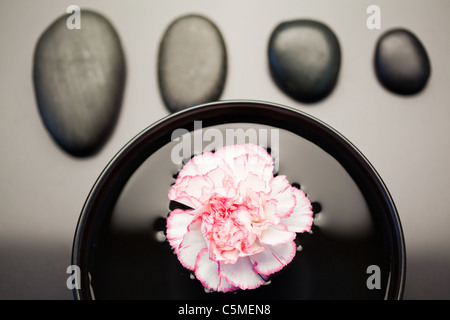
[167, 143, 313, 292]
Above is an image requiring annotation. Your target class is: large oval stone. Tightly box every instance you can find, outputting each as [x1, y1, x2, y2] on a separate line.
[33, 10, 126, 157]
[158, 14, 227, 113]
[268, 19, 341, 104]
[374, 28, 431, 95]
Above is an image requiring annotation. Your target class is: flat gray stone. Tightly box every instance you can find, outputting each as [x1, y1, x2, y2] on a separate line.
[33, 10, 126, 157]
[375, 28, 431, 95]
[158, 14, 227, 113]
[268, 19, 341, 103]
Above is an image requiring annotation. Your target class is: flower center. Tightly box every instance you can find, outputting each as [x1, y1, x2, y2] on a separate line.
[208, 195, 242, 245]
[199, 193, 266, 263]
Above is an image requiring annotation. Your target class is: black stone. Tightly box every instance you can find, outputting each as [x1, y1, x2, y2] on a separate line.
[311, 201, 322, 214]
[33, 10, 126, 157]
[158, 14, 227, 113]
[291, 182, 301, 189]
[152, 217, 166, 232]
[374, 28, 430, 95]
[268, 19, 341, 104]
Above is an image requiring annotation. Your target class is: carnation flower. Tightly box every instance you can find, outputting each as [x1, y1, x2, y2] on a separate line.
[167, 143, 313, 292]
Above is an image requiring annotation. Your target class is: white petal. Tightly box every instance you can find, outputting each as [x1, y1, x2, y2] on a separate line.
[240, 239, 265, 256]
[269, 176, 296, 218]
[219, 256, 265, 290]
[237, 172, 267, 194]
[177, 219, 207, 271]
[216, 144, 273, 176]
[231, 154, 248, 182]
[203, 167, 228, 189]
[250, 241, 296, 276]
[194, 248, 238, 292]
[281, 188, 313, 233]
[169, 175, 214, 208]
[259, 224, 296, 246]
[246, 156, 274, 184]
[261, 200, 281, 226]
[178, 151, 228, 179]
[166, 209, 196, 252]
[168, 195, 200, 209]
[230, 154, 274, 187]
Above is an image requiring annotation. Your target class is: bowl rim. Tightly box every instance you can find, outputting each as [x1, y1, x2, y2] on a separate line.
[71, 99, 406, 300]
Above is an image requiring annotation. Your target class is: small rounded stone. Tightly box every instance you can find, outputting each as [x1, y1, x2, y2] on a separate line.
[268, 19, 341, 104]
[374, 28, 431, 95]
[158, 14, 227, 113]
[33, 10, 126, 157]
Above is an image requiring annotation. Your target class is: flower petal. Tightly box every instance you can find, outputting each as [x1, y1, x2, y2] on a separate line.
[269, 175, 296, 218]
[281, 188, 313, 233]
[219, 256, 266, 290]
[169, 174, 214, 208]
[178, 219, 208, 270]
[216, 144, 273, 175]
[237, 172, 268, 194]
[202, 167, 228, 190]
[214, 143, 253, 161]
[240, 239, 265, 256]
[250, 241, 296, 276]
[194, 248, 238, 292]
[245, 156, 274, 185]
[230, 154, 249, 182]
[259, 224, 296, 246]
[178, 151, 230, 180]
[228, 153, 274, 187]
[166, 209, 197, 252]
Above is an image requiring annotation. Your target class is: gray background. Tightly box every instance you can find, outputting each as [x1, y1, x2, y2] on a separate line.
[0, 0, 449, 299]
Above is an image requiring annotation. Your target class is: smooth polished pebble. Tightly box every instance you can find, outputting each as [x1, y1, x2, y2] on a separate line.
[33, 10, 126, 157]
[374, 28, 431, 95]
[158, 14, 227, 113]
[268, 19, 341, 104]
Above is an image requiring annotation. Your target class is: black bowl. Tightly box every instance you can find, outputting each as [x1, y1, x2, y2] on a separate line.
[72, 100, 406, 300]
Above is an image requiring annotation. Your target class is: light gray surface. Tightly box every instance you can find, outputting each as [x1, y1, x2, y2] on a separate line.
[1, 0, 449, 299]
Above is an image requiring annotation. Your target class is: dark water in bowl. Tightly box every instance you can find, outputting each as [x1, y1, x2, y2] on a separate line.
[89, 123, 392, 299]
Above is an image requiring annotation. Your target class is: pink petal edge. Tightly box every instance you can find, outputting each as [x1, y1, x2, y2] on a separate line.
[269, 175, 297, 218]
[169, 174, 214, 208]
[215, 144, 274, 170]
[250, 240, 297, 276]
[194, 248, 238, 293]
[218, 256, 266, 290]
[259, 224, 296, 246]
[177, 219, 207, 271]
[177, 151, 232, 183]
[281, 188, 314, 233]
[166, 208, 196, 252]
